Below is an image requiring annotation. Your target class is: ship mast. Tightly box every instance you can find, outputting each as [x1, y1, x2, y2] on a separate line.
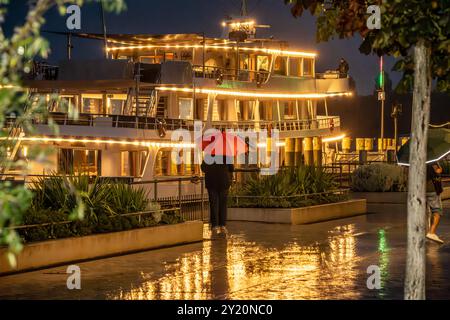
[100, 0, 108, 59]
[240, 0, 248, 16]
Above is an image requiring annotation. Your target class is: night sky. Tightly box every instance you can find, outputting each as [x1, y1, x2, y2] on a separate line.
[4, 0, 401, 95]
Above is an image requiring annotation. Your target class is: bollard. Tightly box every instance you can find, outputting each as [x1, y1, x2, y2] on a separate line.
[303, 137, 313, 165]
[356, 138, 365, 151]
[342, 137, 351, 153]
[285, 138, 295, 167]
[377, 138, 383, 151]
[364, 138, 373, 151]
[294, 138, 303, 166]
[313, 137, 322, 167]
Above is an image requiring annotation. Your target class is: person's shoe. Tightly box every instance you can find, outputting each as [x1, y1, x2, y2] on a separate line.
[209, 226, 220, 239]
[219, 226, 229, 238]
[426, 233, 444, 244]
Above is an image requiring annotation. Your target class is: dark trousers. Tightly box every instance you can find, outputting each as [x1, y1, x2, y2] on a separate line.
[208, 189, 228, 227]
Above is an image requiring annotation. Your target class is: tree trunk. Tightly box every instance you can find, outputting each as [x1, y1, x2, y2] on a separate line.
[404, 38, 432, 300]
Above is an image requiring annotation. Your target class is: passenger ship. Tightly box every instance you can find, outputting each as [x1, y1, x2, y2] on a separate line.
[4, 16, 353, 196]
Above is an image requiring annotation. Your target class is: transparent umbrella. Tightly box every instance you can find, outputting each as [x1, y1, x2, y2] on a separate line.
[397, 128, 450, 165]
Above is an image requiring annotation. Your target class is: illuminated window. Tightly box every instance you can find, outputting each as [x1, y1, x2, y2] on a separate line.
[58, 149, 101, 175]
[283, 101, 296, 120]
[239, 53, 249, 70]
[257, 55, 270, 72]
[289, 58, 300, 77]
[164, 52, 175, 61]
[109, 99, 125, 115]
[54, 95, 76, 113]
[154, 148, 199, 176]
[140, 56, 155, 64]
[274, 56, 287, 76]
[82, 98, 102, 114]
[121, 151, 147, 177]
[259, 101, 273, 121]
[179, 98, 193, 119]
[303, 58, 313, 76]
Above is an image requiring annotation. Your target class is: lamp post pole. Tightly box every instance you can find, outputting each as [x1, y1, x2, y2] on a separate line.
[391, 102, 402, 152]
[377, 56, 386, 152]
[380, 56, 385, 149]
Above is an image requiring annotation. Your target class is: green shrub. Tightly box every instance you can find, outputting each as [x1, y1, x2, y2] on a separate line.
[351, 163, 407, 192]
[161, 210, 185, 224]
[30, 174, 113, 215]
[17, 174, 183, 243]
[107, 183, 149, 214]
[230, 166, 344, 208]
[18, 208, 72, 242]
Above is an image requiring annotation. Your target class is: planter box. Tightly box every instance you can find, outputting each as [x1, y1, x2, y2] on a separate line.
[228, 199, 367, 225]
[351, 192, 406, 213]
[352, 187, 450, 213]
[0, 221, 203, 275]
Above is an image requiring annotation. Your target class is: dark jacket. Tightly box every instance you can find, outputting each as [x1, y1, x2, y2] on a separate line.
[201, 160, 234, 191]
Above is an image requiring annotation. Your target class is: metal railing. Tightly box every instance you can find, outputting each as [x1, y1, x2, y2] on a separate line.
[6, 113, 340, 133]
[192, 65, 270, 83]
[316, 71, 349, 79]
[26, 112, 193, 131]
[0, 173, 135, 185]
[26, 62, 59, 80]
[206, 116, 339, 132]
[132, 176, 209, 222]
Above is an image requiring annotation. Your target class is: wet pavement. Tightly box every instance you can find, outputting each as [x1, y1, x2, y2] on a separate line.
[1, 201, 449, 300]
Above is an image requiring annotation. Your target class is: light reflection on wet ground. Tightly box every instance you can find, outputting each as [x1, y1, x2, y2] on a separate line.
[0, 201, 449, 300]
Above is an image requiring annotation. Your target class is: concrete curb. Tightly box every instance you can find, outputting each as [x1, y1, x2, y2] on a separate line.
[351, 187, 449, 213]
[0, 221, 203, 275]
[228, 199, 367, 225]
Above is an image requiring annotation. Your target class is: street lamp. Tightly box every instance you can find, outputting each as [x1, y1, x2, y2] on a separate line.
[378, 56, 385, 150]
[391, 102, 402, 152]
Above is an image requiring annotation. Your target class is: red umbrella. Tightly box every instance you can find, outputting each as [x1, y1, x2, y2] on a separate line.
[201, 131, 248, 156]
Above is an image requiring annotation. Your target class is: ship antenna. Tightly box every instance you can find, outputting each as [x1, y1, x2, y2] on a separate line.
[240, 0, 248, 16]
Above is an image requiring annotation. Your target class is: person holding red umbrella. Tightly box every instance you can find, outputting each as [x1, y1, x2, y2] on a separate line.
[201, 129, 246, 237]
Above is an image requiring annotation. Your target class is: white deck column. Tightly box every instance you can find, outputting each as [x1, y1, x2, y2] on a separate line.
[204, 93, 217, 130]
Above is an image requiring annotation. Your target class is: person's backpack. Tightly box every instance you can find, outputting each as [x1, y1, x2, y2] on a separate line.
[431, 163, 443, 195]
[432, 176, 443, 195]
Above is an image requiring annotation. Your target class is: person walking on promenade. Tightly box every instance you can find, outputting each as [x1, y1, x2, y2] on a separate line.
[426, 162, 444, 244]
[201, 155, 234, 237]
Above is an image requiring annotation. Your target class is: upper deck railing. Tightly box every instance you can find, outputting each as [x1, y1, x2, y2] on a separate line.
[5, 113, 339, 133]
[26, 62, 59, 80]
[192, 65, 270, 83]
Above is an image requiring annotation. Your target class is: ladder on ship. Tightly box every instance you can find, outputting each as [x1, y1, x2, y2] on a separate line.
[125, 87, 165, 118]
[131, 87, 155, 117]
